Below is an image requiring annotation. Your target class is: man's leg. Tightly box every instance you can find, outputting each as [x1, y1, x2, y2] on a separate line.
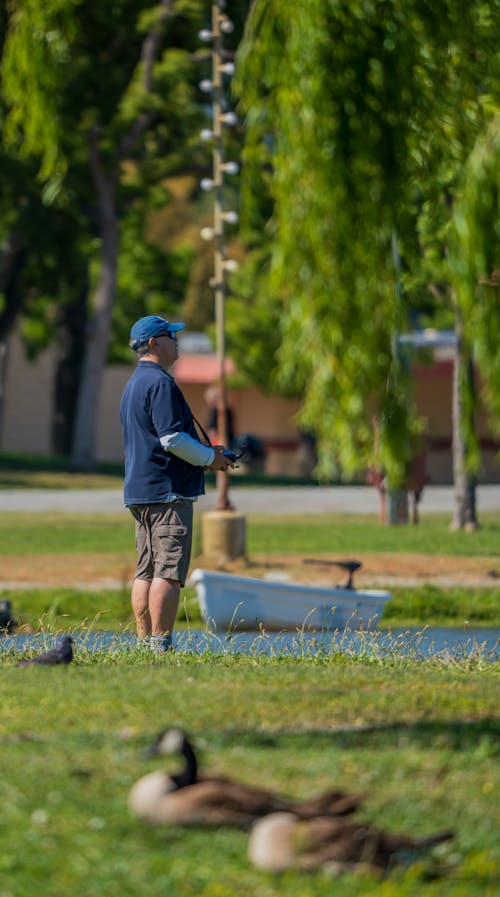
[149, 577, 180, 636]
[131, 578, 152, 638]
[129, 506, 154, 640]
[148, 501, 192, 648]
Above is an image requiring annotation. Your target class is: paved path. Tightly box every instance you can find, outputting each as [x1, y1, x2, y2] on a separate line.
[0, 484, 499, 515]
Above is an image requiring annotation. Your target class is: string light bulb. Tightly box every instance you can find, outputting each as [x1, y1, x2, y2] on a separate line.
[219, 111, 238, 126]
[221, 161, 239, 175]
[222, 210, 239, 224]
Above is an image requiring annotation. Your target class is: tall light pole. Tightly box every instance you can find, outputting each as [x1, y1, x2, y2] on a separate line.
[199, 1, 239, 512]
[198, 3, 246, 560]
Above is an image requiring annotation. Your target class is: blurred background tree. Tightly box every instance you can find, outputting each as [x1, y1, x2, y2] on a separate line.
[0, 0, 248, 467]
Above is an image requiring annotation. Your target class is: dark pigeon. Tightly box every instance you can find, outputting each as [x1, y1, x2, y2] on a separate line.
[17, 635, 74, 666]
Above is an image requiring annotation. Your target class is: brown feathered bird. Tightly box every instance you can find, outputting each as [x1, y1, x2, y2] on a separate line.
[17, 636, 74, 666]
[248, 811, 454, 873]
[128, 727, 363, 827]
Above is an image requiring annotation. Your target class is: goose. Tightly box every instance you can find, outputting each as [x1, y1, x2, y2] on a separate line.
[17, 635, 74, 666]
[248, 811, 454, 873]
[128, 727, 363, 828]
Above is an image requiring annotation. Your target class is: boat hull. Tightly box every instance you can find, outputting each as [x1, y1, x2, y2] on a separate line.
[189, 568, 391, 632]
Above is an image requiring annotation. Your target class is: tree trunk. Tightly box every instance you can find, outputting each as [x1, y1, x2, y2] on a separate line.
[0, 341, 9, 447]
[451, 314, 478, 530]
[0, 232, 25, 446]
[71, 142, 119, 470]
[51, 276, 88, 456]
[387, 489, 409, 525]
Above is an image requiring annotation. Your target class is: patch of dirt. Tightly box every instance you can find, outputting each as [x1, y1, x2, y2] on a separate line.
[0, 551, 499, 590]
[0, 553, 136, 589]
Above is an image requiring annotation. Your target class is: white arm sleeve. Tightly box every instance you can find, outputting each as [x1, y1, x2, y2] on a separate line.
[160, 432, 215, 467]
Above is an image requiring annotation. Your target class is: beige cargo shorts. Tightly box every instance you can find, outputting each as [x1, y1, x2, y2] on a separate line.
[129, 500, 193, 586]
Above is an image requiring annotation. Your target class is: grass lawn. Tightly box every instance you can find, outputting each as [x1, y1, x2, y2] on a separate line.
[0, 511, 499, 557]
[1, 655, 499, 897]
[0, 472, 499, 895]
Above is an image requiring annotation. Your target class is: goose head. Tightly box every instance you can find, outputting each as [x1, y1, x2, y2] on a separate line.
[143, 727, 189, 759]
[141, 727, 198, 790]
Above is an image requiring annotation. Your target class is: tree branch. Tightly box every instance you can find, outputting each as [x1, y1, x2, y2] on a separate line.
[428, 283, 448, 303]
[119, 0, 174, 161]
[88, 126, 116, 230]
[141, 0, 173, 91]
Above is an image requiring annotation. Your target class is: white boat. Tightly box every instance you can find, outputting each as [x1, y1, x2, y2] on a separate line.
[189, 565, 391, 633]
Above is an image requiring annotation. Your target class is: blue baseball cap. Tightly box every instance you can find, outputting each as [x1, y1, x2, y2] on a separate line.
[129, 315, 185, 351]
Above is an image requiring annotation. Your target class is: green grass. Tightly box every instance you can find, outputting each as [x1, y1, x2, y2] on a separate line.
[0, 655, 499, 896]
[1, 461, 498, 894]
[0, 586, 201, 632]
[0, 511, 499, 557]
[246, 513, 500, 557]
[382, 585, 500, 627]
[0, 513, 133, 554]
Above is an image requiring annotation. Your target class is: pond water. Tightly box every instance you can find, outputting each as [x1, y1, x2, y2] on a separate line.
[2, 626, 499, 662]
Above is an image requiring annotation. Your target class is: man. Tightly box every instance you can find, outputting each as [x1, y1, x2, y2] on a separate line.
[120, 314, 232, 652]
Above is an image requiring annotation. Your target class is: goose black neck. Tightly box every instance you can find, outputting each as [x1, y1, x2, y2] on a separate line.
[172, 736, 198, 789]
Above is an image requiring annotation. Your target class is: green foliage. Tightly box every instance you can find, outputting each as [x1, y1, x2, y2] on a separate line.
[0, 0, 216, 414]
[110, 193, 194, 364]
[452, 114, 500, 431]
[232, 0, 500, 485]
[2, 0, 75, 180]
[226, 247, 296, 394]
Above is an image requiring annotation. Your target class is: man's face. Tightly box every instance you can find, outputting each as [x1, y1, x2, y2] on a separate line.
[150, 331, 179, 369]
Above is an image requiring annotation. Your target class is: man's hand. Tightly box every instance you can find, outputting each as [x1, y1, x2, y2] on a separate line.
[208, 445, 234, 472]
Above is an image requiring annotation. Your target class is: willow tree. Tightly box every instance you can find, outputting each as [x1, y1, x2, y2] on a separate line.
[450, 115, 500, 528]
[232, 0, 499, 494]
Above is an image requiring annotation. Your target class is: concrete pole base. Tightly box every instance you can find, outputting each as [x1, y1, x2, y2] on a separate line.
[201, 510, 246, 562]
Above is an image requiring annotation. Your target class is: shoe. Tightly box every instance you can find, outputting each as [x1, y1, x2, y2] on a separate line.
[149, 634, 173, 653]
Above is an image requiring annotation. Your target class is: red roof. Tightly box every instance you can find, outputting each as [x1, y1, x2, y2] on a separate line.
[173, 354, 236, 384]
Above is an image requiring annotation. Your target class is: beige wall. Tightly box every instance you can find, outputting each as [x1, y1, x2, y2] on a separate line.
[1, 335, 53, 455]
[412, 360, 499, 483]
